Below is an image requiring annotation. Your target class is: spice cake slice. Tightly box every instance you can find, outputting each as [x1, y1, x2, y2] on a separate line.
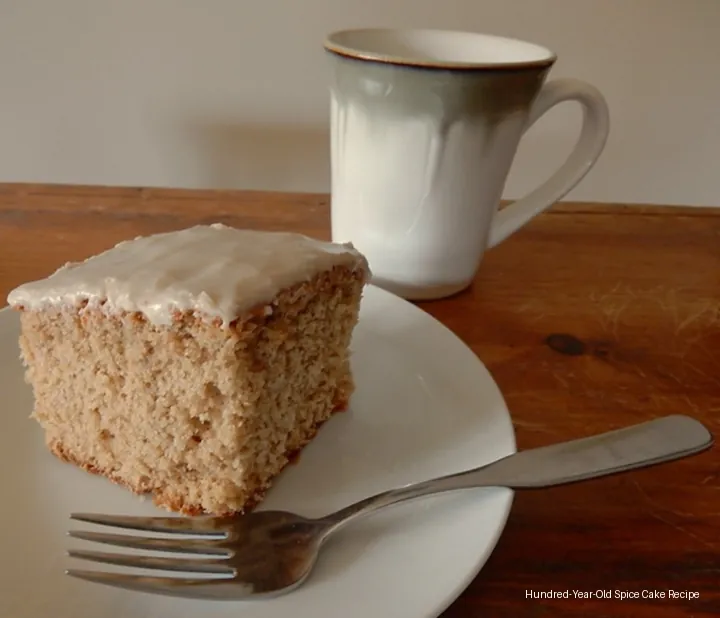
[7, 224, 369, 515]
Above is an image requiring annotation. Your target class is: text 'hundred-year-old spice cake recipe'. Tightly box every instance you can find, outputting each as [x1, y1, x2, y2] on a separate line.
[6, 224, 370, 515]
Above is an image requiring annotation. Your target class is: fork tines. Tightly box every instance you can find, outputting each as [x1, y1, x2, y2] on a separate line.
[66, 512, 242, 599]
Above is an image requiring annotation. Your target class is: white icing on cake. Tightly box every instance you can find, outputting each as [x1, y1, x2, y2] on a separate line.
[7, 224, 368, 326]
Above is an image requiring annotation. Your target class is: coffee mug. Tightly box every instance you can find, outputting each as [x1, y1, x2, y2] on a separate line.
[324, 29, 610, 300]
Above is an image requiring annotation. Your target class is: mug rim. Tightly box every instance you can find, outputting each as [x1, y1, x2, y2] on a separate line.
[324, 28, 557, 71]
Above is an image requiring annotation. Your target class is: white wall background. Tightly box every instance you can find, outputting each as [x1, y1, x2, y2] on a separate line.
[0, 0, 717, 206]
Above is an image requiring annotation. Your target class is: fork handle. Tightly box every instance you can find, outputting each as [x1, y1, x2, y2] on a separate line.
[323, 415, 712, 534]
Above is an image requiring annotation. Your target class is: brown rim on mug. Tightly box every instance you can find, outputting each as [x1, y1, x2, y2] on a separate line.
[324, 28, 557, 71]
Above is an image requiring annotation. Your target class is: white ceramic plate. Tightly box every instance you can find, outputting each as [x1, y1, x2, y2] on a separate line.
[0, 284, 515, 618]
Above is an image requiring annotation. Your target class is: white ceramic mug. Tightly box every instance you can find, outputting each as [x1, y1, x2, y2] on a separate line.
[324, 29, 610, 300]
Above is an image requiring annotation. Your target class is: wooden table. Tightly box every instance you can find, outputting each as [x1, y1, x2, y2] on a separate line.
[1, 184, 718, 617]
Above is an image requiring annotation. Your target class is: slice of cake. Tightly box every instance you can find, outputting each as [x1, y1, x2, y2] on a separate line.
[7, 224, 369, 515]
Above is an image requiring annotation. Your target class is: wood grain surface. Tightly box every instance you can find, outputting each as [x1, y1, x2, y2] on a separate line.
[1, 183, 718, 617]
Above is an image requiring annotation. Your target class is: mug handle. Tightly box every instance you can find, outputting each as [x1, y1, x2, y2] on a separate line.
[487, 78, 610, 248]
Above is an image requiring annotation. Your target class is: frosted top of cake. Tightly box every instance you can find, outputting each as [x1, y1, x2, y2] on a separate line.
[7, 224, 368, 326]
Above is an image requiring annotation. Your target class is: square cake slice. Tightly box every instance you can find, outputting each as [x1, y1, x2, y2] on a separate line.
[7, 224, 369, 515]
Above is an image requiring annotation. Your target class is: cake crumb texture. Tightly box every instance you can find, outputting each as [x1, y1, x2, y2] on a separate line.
[16, 264, 366, 515]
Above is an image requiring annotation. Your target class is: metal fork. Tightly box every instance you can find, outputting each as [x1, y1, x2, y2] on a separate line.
[67, 414, 713, 600]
